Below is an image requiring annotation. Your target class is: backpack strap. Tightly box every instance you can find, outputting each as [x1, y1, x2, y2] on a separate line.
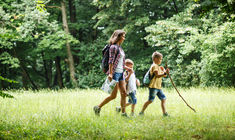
[149, 65, 155, 80]
[113, 44, 120, 63]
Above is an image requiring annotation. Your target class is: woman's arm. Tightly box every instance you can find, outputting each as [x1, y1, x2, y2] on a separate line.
[109, 64, 113, 75]
[107, 45, 117, 82]
[108, 45, 117, 65]
[108, 64, 113, 82]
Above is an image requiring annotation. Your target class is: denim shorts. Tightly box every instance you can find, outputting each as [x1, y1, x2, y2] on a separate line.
[148, 88, 166, 101]
[128, 91, 137, 104]
[113, 72, 125, 82]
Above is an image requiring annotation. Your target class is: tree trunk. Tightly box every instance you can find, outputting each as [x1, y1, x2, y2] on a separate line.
[53, 71, 58, 87]
[22, 70, 28, 89]
[69, 0, 76, 22]
[172, 0, 178, 13]
[48, 60, 53, 87]
[20, 64, 38, 90]
[68, 0, 80, 66]
[163, 7, 168, 18]
[42, 53, 50, 88]
[20, 61, 39, 90]
[61, 0, 77, 87]
[13, 48, 38, 90]
[55, 56, 64, 88]
[69, 0, 76, 36]
[0, 65, 6, 89]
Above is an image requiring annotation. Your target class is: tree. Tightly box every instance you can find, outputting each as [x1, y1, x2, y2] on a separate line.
[145, 1, 235, 87]
[61, 0, 77, 87]
[0, 0, 79, 89]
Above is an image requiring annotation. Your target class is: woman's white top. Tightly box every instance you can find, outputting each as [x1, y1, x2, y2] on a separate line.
[115, 49, 125, 73]
[127, 73, 137, 94]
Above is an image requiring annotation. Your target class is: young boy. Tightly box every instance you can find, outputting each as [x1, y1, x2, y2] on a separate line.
[116, 59, 140, 116]
[139, 51, 170, 117]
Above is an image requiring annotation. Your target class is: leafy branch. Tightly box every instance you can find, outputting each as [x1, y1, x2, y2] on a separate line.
[0, 76, 17, 98]
[0, 91, 14, 99]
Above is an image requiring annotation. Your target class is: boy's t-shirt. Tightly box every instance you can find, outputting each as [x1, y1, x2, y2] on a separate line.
[149, 64, 164, 89]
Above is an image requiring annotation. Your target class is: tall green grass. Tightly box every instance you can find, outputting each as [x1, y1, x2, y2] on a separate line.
[0, 87, 235, 139]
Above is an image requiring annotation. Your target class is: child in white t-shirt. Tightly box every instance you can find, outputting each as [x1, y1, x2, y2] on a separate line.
[116, 59, 140, 116]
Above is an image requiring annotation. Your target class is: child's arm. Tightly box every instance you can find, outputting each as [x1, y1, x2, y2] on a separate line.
[153, 70, 165, 78]
[124, 71, 128, 79]
[125, 70, 133, 82]
[124, 65, 132, 72]
[136, 78, 140, 87]
[153, 66, 168, 78]
[160, 66, 167, 78]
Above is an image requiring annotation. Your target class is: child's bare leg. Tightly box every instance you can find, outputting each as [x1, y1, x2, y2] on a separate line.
[98, 84, 118, 108]
[131, 104, 135, 113]
[141, 100, 152, 113]
[161, 99, 166, 114]
[125, 103, 131, 107]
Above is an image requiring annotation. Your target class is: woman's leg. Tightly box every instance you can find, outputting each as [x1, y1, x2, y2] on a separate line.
[98, 83, 118, 108]
[118, 80, 127, 113]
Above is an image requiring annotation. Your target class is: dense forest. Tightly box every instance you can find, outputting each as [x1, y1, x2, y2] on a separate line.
[0, 0, 234, 89]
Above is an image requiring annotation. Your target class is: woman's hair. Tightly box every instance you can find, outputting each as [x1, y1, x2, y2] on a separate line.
[152, 51, 163, 61]
[109, 29, 126, 45]
[125, 59, 134, 66]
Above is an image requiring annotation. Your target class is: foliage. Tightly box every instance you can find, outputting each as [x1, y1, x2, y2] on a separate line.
[0, 76, 16, 98]
[0, 76, 18, 84]
[145, 3, 235, 87]
[0, 90, 14, 98]
[199, 21, 235, 86]
[75, 38, 106, 88]
[0, 0, 234, 89]
[0, 0, 79, 89]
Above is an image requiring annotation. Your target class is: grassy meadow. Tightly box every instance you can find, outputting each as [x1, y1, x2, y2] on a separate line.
[0, 87, 235, 139]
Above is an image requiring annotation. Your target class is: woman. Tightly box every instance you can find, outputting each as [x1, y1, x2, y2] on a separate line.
[94, 29, 132, 117]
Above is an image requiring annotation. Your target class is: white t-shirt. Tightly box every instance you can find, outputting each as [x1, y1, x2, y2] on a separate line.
[115, 49, 124, 73]
[127, 73, 137, 94]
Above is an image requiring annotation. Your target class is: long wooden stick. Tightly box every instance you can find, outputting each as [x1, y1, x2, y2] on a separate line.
[165, 62, 196, 113]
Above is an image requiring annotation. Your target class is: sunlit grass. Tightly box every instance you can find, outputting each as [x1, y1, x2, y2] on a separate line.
[0, 87, 235, 139]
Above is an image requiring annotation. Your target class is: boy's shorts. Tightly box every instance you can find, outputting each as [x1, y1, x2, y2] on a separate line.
[128, 91, 137, 104]
[148, 88, 166, 101]
[113, 72, 125, 82]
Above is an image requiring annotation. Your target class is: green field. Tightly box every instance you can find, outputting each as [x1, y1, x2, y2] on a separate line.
[0, 88, 235, 139]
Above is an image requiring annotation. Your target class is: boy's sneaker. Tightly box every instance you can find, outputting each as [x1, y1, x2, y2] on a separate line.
[139, 112, 144, 116]
[93, 106, 101, 116]
[116, 107, 121, 113]
[163, 112, 170, 117]
[121, 112, 129, 118]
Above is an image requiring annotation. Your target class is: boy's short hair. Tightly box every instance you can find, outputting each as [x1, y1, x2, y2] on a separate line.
[152, 51, 163, 61]
[125, 59, 134, 65]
